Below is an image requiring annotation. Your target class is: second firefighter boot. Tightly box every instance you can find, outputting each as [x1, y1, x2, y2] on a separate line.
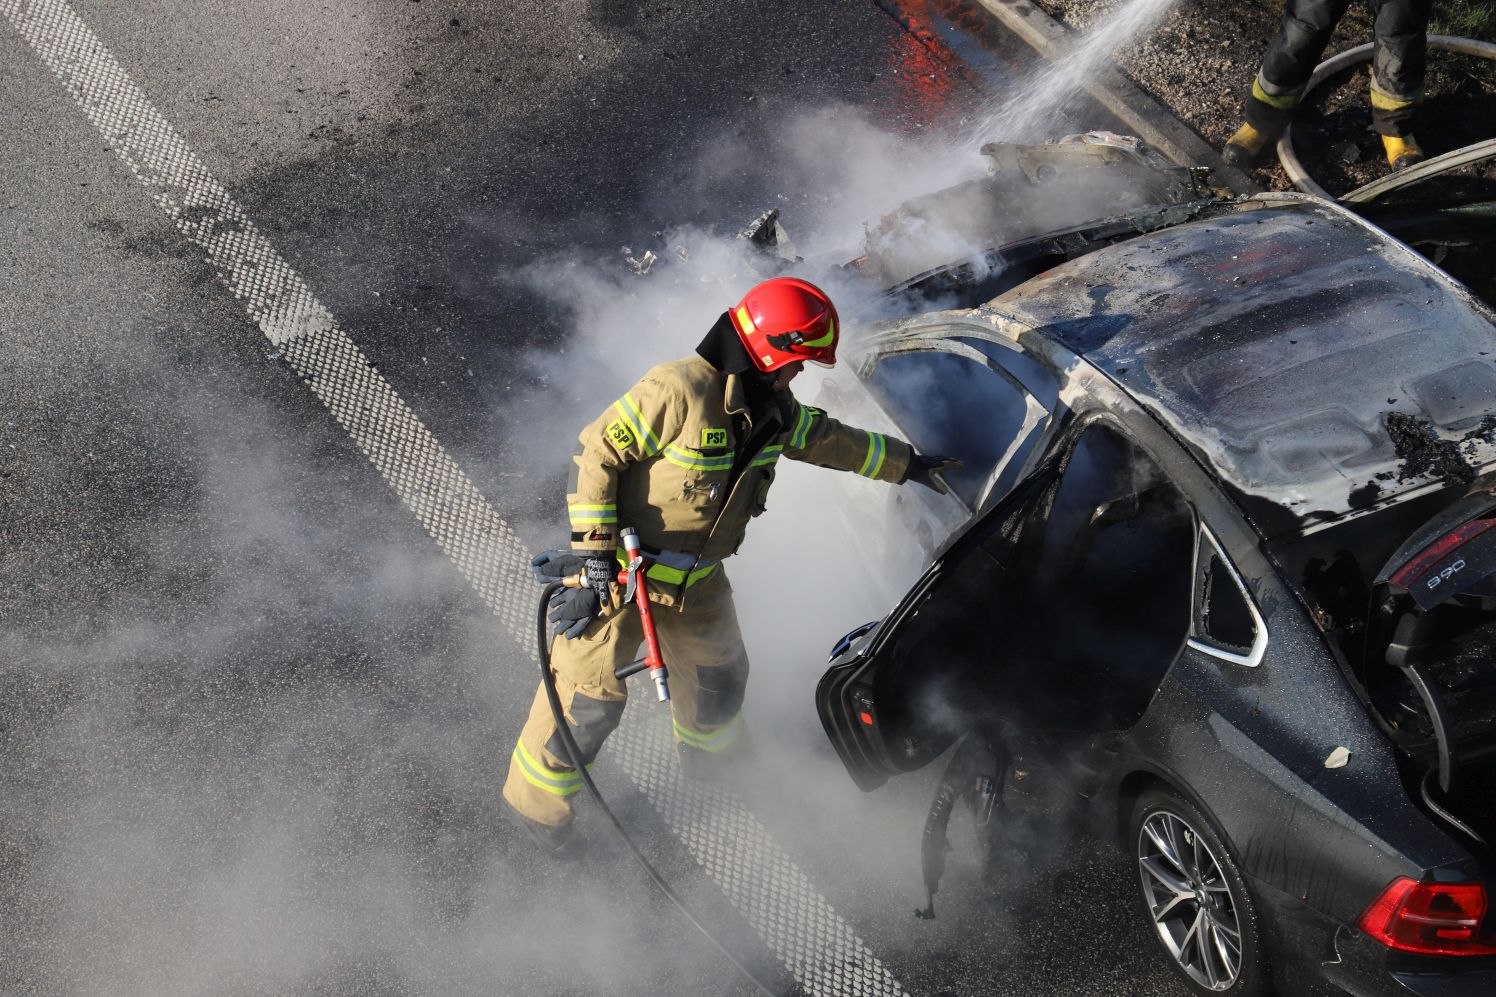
[1222, 121, 1283, 168]
[1214, 121, 1286, 167]
[1383, 134, 1425, 171]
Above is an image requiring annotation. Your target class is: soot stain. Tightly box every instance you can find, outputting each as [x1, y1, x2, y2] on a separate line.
[1384, 411, 1475, 486]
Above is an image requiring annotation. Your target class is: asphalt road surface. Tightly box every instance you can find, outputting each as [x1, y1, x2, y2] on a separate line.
[2, 1, 1191, 994]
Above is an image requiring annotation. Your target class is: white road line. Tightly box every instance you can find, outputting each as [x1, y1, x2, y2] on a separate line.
[2, 3, 909, 994]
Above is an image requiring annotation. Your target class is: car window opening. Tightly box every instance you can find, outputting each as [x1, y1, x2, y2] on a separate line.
[870, 422, 1198, 771]
[862, 348, 1036, 508]
[1188, 531, 1262, 664]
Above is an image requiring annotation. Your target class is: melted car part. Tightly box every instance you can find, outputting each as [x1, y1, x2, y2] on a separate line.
[914, 733, 1004, 920]
[876, 198, 1220, 314]
[858, 133, 1211, 289]
[981, 132, 1207, 205]
[998, 195, 1496, 539]
[737, 208, 800, 266]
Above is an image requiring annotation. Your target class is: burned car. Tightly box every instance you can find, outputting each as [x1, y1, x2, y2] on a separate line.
[815, 177, 1496, 996]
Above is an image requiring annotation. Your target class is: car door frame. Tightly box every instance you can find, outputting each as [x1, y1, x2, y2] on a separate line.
[819, 353, 1243, 785]
[851, 315, 1058, 518]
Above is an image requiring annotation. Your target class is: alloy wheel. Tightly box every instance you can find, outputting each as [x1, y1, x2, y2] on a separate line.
[1137, 809, 1243, 991]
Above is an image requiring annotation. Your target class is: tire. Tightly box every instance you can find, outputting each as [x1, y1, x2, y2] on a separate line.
[1130, 786, 1269, 995]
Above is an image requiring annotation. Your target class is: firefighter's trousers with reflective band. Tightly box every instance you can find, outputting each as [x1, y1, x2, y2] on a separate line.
[1245, 0, 1432, 136]
[503, 569, 750, 827]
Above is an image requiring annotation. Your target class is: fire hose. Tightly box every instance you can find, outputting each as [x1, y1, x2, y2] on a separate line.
[1278, 35, 1496, 201]
[534, 527, 783, 997]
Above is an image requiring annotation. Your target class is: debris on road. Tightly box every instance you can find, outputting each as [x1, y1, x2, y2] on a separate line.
[622, 247, 656, 276]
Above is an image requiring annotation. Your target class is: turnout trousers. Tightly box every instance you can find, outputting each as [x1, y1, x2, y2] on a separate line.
[1245, 0, 1433, 136]
[502, 568, 751, 827]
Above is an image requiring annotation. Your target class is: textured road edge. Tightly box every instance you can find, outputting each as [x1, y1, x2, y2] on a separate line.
[1, 2, 908, 994]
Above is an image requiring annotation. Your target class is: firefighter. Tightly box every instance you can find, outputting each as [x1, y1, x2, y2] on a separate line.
[1223, 0, 1433, 171]
[502, 276, 959, 856]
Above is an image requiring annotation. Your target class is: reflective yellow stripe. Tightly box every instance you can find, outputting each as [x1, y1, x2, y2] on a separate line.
[663, 445, 735, 471]
[1370, 87, 1420, 111]
[856, 431, 886, 478]
[790, 404, 813, 449]
[751, 446, 783, 468]
[647, 561, 718, 587]
[1251, 77, 1300, 110]
[613, 393, 662, 456]
[674, 711, 742, 752]
[800, 317, 835, 349]
[614, 550, 717, 588]
[513, 741, 584, 797]
[568, 503, 618, 524]
[734, 305, 757, 336]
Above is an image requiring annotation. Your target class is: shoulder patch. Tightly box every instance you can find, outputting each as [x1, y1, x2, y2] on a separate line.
[701, 427, 729, 449]
[606, 417, 636, 451]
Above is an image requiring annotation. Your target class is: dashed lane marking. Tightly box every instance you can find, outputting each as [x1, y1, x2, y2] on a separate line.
[1, 3, 909, 994]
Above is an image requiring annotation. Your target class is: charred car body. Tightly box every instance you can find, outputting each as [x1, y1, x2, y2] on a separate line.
[815, 149, 1496, 996]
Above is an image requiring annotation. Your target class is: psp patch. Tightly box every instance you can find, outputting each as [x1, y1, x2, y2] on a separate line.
[606, 418, 636, 451]
[701, 427, 729, 449]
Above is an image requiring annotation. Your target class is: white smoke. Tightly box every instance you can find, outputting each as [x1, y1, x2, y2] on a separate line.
[1, 2, 1190, 993]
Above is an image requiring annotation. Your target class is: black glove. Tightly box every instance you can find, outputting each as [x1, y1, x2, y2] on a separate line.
[530, 550, 614, 605]
[904, 453, 963, 495]
[583, 554, 615, 609]
[548, 586, 601, 640]
[530, 550, 585, 584]
[531, 550, 614, 639]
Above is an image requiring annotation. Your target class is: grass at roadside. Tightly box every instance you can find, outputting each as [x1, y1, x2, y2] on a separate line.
[1431, 0, 1496, 44]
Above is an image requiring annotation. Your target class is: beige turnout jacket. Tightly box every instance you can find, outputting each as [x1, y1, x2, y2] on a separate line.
[566, 356, 913, 603]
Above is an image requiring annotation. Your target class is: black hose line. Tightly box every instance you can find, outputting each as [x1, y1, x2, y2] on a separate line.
[1420, 769, 1487, 851]
[534, 583, 783, 997]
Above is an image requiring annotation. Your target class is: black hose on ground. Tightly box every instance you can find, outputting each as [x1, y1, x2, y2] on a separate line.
[534, 582, 783, 997]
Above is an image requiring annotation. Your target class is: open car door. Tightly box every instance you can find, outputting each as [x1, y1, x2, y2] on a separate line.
[818, 420, 1199, 790]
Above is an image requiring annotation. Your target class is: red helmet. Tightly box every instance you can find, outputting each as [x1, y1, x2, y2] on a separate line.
[729, 277, 840, 372]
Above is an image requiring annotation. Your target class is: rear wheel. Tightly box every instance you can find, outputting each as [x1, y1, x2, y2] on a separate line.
[1131, 786, 1268, 995]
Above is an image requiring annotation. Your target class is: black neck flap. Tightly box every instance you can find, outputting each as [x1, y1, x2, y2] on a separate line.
[696, 311, 754, 375]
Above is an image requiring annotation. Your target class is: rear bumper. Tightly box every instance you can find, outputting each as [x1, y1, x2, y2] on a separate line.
[1323, 927, 1496, 996]
[1253, 878, 1496, 996]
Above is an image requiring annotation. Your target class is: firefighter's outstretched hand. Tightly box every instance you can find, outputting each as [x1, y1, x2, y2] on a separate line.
[905, 453, 963, 495]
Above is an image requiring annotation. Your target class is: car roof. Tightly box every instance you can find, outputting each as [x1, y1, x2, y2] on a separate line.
[988, 194, 1496, 538]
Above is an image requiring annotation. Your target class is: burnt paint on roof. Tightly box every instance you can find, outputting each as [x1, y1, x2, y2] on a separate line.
[992, 197, 1496, 537]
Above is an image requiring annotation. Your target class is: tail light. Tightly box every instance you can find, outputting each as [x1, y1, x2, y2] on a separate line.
[1358, 877, 1496, 956]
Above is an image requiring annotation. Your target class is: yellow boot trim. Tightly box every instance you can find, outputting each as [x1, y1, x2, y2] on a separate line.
[1226, 122, 1272, 156]
[1382, 135, 1425, 171]
[1223, 121, 1282, 167]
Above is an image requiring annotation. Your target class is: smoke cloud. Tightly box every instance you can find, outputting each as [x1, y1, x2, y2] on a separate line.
[2, 1, 1186, 993]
